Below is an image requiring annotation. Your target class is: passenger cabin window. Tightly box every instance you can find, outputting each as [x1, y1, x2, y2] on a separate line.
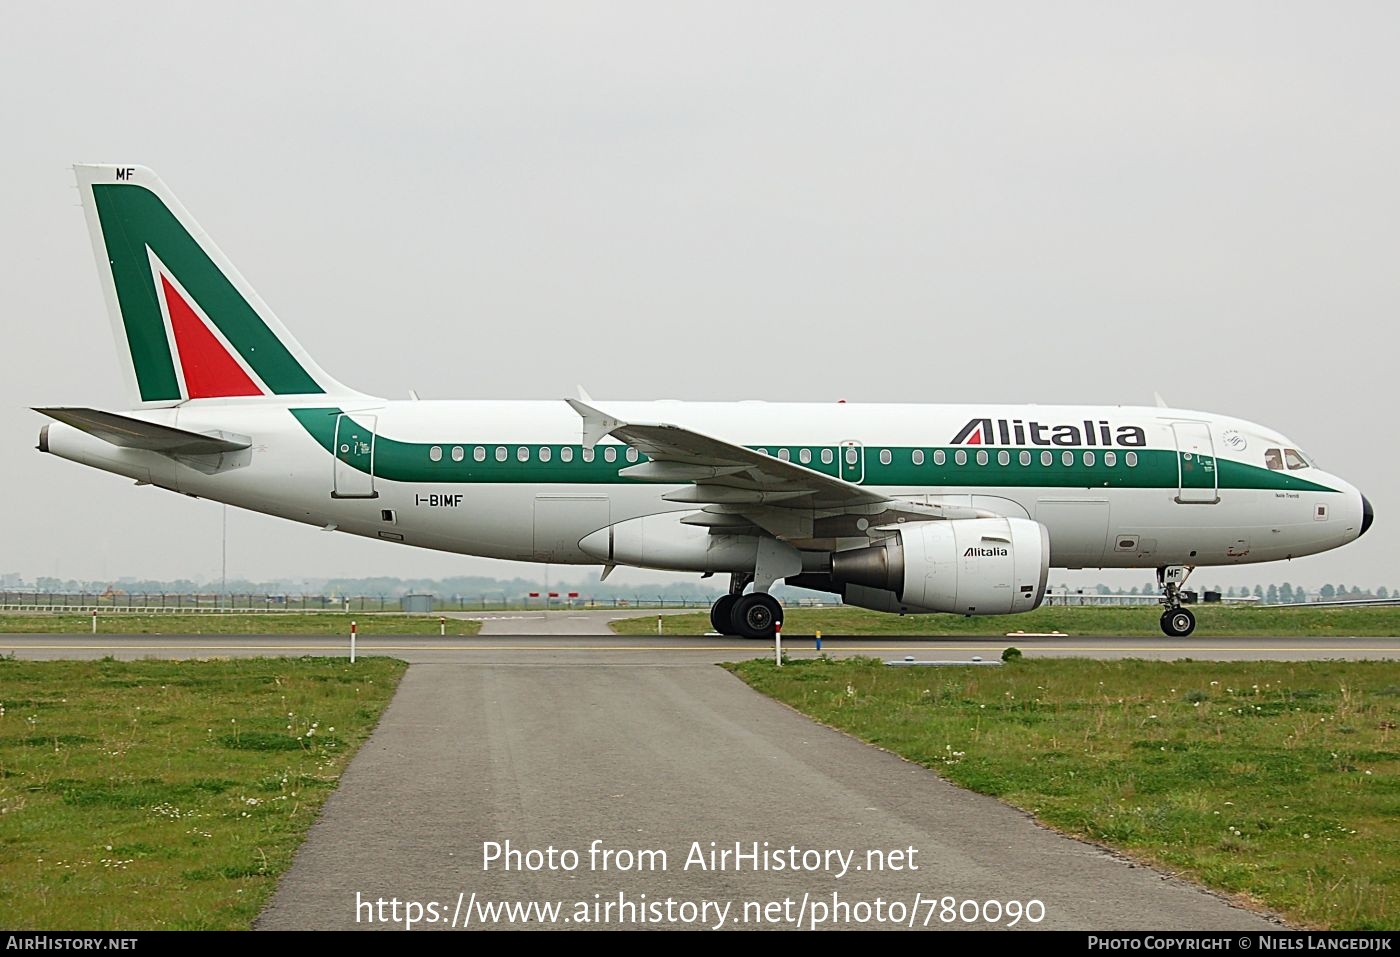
[912, 449, 925, 466]
[777, 448, 790, 462]
[845, 447, 858, 465]
[1284, 449, 1309, 470]
[1083, 451, 1095, 467]
[879, 449, 892, 465]
[495, 446, 507, 462]
[603, 447, 617, 463]
[539, 447, 552, 463]
[976, 450, 988, 466]
[582, 448, 594, 463]
[451, 446, 464, 462]
[626, 447, 639, 463]
[954, 450, 967, 466]
[1104, 451, 1117, 467]
[1125, 451, 1138, 467]
[799, 449, 812, 465]
[933, 450, 946, 466]
[429, 446, 442, 462]
[1264, 448, 1284, 471]
[517, 447, 530, 462]
[1062, 451, 1074, 467]
[561, 447, 574, 463]
[1041, 451, 1053, 467]
[820, 449, 833, 465]
[1019, 451, 1031, 467]
[998, 450, 1009, 466]
[473, 446, 486, 462]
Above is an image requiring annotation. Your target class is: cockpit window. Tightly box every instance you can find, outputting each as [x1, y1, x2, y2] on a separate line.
[1264, 448, 1284, 471]
[1284, 448, 1309, 471]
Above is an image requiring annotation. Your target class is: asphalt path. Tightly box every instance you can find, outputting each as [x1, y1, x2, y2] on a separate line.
[6, 615, 1392, 930]
[254, 659, 1280, 931]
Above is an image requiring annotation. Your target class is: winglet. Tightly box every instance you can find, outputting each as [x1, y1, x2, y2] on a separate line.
[1153, 391, 1168, 409]
[565, 397, 626, 450]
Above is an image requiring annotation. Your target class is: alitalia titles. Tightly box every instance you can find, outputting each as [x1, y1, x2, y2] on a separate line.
[964, 547, 1008, 557]
[953, 418, 1147, 447]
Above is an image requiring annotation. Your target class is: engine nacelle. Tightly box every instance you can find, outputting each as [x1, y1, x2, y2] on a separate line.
[831, 517, 1050, 615]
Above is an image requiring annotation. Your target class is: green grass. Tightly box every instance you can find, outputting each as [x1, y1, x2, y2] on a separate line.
[613, 605, 1400, 637]
[0, 613, 482, 636]
[726, 656, 1400, 929]
[0, 656, 407, 929]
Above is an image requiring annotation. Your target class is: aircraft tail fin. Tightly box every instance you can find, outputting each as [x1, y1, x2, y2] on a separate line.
[74, 164, 361, 407]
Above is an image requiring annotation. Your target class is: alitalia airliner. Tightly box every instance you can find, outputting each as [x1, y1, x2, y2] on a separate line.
[36, 165, 1373, 638]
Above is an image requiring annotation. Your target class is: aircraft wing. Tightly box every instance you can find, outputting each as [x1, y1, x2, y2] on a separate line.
[567, 398, 988, 543]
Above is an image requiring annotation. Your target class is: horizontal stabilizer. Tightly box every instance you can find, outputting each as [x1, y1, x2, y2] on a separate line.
[35, 407, 251, 455]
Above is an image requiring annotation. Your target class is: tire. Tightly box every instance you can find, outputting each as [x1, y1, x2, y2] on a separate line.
[710, 594, 739, 635]
[732, 593, 783, 640]
[1160, 608, 1196, 637]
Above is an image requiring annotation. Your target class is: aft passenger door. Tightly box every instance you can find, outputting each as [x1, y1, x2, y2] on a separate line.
[1172, 422, 1218, 504]
[332, 413, 377, 499]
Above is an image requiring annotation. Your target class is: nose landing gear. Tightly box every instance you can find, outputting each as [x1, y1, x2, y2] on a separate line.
[1157, 565, 1196, 637]
[1160, 606, 1196, 637]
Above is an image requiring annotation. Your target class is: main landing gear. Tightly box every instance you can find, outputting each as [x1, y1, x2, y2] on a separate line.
[709, 573, 784, 639]
[709, 594, 738, 634]
[1157, 565, 1196, 637]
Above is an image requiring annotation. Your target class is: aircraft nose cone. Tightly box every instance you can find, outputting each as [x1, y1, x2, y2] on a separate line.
[1360, 494, 1374, 537]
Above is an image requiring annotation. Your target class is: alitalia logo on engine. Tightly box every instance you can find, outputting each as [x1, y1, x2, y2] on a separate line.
[965, 546, 1008, 557]
[952, 417, 1147, 447]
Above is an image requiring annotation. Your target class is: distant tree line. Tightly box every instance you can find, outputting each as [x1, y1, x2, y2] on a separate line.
[3, 570, 1394, 605]
[1108, 582, 1393, 604]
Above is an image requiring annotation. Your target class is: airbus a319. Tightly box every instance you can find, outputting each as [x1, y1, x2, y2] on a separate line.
[36, 166, 1373, 638]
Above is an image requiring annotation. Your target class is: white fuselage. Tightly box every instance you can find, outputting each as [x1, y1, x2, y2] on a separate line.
[40, 397, 1367, 575]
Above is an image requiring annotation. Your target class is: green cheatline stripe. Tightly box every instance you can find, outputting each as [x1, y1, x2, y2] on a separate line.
[291, 408, 1340, 494]
[92, 184, 325, 400]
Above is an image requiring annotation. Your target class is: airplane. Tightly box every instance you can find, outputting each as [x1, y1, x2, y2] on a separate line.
[35, 165, 1373, 639]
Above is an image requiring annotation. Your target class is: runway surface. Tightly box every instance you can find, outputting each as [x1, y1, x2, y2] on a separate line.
[7, 617, 1392, 930]
[3, 632, 1398, 663]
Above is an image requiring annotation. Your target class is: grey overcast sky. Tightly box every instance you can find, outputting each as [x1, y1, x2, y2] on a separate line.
[3, 2, 1396, 591]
